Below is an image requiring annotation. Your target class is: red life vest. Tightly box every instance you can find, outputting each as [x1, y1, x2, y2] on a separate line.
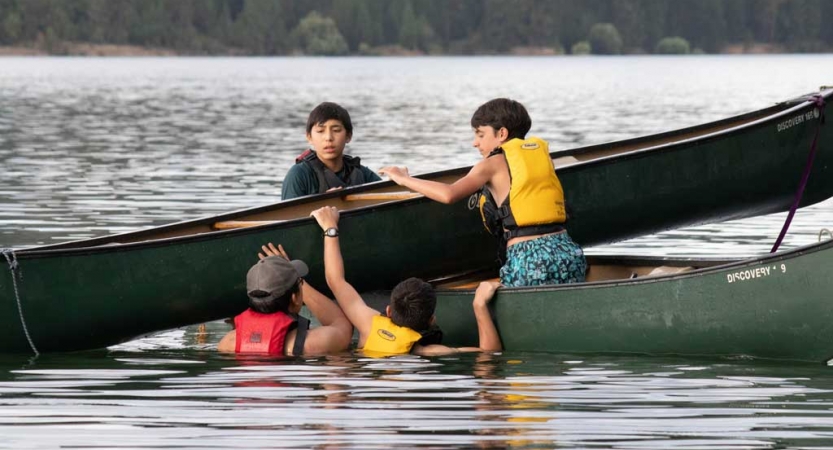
[234, 309, 296, 355]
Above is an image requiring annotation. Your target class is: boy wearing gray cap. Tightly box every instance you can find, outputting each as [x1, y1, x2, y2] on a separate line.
[218, 244, 353, 356]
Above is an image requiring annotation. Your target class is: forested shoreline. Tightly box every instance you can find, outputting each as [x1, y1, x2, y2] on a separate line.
[1, 0, 831, 56]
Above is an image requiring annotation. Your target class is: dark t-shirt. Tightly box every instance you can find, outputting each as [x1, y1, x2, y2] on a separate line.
[281, 159, 382, 200]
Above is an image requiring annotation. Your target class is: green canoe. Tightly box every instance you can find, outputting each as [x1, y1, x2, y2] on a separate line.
[428, 235, 833, 363]
[1, 88, 832, 353]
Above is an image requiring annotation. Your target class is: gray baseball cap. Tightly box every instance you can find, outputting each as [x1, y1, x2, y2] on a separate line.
[246, 256, 309, 302]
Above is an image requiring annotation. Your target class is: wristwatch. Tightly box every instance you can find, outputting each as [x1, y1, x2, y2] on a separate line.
[323, 227, 339, 238]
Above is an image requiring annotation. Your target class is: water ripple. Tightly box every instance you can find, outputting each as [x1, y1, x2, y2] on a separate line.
[2, 56, 833, 251]
[2, 348, 833, 448]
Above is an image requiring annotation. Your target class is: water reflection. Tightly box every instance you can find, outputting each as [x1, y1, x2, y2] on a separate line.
[2, 347, 833, 449]
[2, 56, 833, 253]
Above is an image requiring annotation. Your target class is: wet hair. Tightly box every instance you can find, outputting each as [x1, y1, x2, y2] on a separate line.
[470, 98, 531, 141]
[248, 280, 301, 314]
[306, 102, 353, 136]
[389, 277, 437, 331]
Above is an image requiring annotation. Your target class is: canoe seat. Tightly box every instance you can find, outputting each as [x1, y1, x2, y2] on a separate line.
[212, 220, 284, 230]
[587, 264, 695, 282]
[444, 278, 501, 290]
[645, 266, 694, 277]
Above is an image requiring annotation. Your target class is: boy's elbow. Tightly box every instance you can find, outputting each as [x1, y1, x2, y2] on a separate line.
[324, 272, 341, 287]
[320, 316, 352, 351]
[336, 320, 354, 348]
[443, 186, 470, 204]
[436, 191, 455, 204]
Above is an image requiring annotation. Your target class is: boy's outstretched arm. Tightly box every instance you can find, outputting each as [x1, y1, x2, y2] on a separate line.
[416, 281, 502, 356]
[379, 160, 493, 204]
[310, 206, 379, 347]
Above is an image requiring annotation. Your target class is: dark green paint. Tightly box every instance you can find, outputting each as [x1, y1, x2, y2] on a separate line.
[1, 90, 832, 353]
[436, 239, 833, 363]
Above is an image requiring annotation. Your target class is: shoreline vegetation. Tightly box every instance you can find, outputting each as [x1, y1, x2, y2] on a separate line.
[0, 42, 794, 57]
[0, 0, 831, 57]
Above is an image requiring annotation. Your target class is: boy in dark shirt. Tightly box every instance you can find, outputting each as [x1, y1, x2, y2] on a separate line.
[281, 102, 381, 200]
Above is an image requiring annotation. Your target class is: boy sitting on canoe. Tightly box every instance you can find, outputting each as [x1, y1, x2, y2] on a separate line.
[217, 244, 353, 356]
[310, 205, 502, 356]
[379, 98, 586, 287]
[281, 102, 381, 200]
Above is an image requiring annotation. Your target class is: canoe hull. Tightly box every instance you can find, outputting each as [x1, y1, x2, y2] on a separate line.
[434, 239, 833, 363]
[563, 95, 832, 244]
[2, 90, 833, 353]
[0, 199, 494, 353]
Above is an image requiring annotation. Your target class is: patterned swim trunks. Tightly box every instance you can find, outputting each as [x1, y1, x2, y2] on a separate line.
[499, 232, 587, 287]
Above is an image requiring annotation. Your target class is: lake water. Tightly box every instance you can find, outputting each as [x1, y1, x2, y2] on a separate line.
[2, 56, 833, 449]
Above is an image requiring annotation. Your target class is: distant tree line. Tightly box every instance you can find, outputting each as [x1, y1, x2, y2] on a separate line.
[1, 0, 832, 55]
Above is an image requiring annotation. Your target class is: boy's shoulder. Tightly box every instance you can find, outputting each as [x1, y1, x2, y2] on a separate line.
[281, 161, 319, 200]
[358, 164, 382, 181]
[475, 150, 507, 171]
[285, 159, 316, 178]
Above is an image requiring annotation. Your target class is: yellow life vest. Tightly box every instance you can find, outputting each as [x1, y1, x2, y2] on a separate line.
[362, 315, 423, 355]
[478, 137, 566, 239]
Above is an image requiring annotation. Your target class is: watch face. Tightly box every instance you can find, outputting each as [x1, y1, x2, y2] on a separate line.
[326, 228, 339, 237]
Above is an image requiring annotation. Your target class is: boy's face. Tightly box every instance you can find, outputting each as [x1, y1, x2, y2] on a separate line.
[307, 119, 352, 163]
[288, 289, 303, 314]
[472, 126, 508, 158]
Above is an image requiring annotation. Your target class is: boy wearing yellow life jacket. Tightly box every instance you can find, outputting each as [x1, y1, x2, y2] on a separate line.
[310, 206, 502, 356]
[217, 244, 353, 356]
[379, 98, 586, 287]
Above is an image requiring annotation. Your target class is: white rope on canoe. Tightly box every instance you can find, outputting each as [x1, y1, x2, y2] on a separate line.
[2, 249, 39, 356]
[820, 228, 832, 242]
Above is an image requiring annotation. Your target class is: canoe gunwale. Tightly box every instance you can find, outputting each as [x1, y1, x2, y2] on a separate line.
[15, 194, 439, 259]
[557, 89, 832, 172]
[554, 101, 787, 160]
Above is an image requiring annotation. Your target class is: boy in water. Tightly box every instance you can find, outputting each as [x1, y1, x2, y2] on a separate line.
[311, 206, 502, 356]
[379, 98, 586, 287]
[281, 102, 381, 200]
[217, 244, 353, 356]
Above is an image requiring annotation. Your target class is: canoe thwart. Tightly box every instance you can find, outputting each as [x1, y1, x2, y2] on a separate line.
[445, 278, 501, 291]
[344, 191, 422, 201]
[645, 266, 694, 277]
[212, 220, 284, 230]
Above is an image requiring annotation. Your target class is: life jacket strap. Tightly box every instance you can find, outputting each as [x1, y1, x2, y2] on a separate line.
[503, 223, 565, 240]
[297, 151, 365, 193]
[292, 316, 310, 356]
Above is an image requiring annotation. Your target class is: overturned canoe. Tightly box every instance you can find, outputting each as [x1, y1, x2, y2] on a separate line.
[2, 88, 832, 353]
[430, 236, 833, 363]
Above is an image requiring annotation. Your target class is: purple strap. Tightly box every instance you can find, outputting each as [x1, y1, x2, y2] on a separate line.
[771, 95, 827, 253]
